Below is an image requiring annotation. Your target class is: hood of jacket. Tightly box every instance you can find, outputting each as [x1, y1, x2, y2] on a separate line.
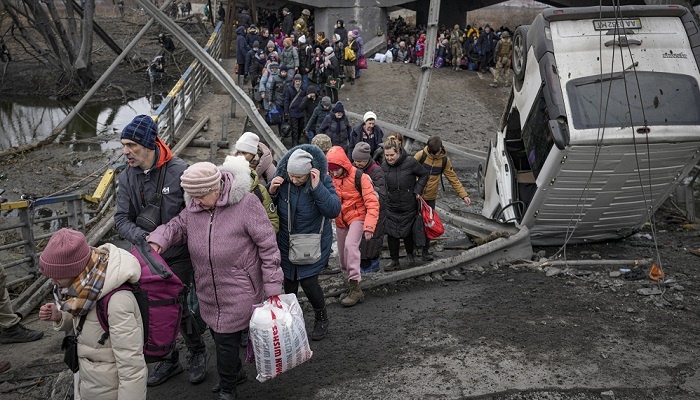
[184, 156, 252, 211]
[422, 145, 447, 160]
[274, 143, 328, 180]
[326, 145, 354, 176]
[236, 26, 246, 35]
[98, 243, 141, 298]
[257, 142, 275, 173]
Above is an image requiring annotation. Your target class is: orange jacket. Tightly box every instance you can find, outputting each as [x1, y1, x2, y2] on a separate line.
[326, 146, 380, 232]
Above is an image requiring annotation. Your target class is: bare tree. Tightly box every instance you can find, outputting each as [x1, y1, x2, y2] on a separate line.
[0, 0, 96, 89]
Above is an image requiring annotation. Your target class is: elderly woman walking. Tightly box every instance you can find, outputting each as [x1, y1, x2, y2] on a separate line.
[39, 228, 147, 400]
[381, 136, 429, 271]
[148, 160, 283, 400]
[268, 145, 340, 340]
[326, 146, 380, 306]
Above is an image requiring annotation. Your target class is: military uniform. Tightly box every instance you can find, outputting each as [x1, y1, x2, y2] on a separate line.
[450, 25, 464, 70]
[295, 10, 311, 38]
[490, 32, 513, 87]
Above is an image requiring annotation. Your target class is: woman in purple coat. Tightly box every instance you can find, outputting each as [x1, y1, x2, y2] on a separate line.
[148, 158, 282, 400]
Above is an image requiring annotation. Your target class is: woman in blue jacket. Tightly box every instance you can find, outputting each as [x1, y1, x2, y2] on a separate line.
[268, 145, 340, 341]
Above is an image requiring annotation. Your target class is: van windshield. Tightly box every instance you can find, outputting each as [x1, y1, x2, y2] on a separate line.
[566, 72, 700, 129]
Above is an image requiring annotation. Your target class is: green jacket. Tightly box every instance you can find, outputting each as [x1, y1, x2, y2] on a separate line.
[249, 169, 279, 233]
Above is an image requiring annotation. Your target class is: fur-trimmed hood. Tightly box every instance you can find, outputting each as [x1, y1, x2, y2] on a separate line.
[273, 144, 328, 184]
[183, 156, 252, 211]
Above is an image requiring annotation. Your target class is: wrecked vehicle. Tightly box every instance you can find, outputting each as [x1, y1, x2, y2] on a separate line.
[479, 5, 700, 245]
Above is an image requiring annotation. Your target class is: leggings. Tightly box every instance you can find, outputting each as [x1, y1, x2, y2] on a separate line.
[284, 274, 325, 310]
[387, 235, 415, 261]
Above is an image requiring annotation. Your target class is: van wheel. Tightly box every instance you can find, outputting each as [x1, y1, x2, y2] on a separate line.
[477, 163, 485, 199]
[513, 25, 530, 83]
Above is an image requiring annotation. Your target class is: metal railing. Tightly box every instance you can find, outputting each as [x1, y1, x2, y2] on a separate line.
[0, 22, 224, 287]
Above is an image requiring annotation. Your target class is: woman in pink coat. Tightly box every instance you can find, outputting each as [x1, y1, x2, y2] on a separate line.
[148, 157, 282, 400]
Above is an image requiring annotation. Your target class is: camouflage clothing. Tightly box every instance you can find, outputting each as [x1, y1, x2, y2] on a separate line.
[450, 28, 464, 69]
[491, 38, 513, 85]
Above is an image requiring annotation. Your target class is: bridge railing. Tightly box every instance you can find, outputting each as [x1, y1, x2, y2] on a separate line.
[0, 22, 224, 288]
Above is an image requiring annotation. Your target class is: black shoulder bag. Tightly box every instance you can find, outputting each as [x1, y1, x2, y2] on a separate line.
[136, 162, 168, 232]
[61, 314, 87, 373]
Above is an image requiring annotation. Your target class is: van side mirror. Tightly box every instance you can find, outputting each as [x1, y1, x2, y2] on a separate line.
[548, 120, 569, 150]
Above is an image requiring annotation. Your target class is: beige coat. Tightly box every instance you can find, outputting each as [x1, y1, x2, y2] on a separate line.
[54, 243, 147, 400]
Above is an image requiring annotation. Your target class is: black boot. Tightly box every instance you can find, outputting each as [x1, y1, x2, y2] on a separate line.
[311, 308, 329, 341]
[0, 323, 43, 344]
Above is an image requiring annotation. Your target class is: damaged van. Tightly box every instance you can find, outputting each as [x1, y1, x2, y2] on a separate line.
[479, 5, 700, 245]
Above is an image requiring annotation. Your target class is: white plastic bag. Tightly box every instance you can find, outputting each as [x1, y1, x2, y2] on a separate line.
[248, 294, 313, 382]
[384, 50, 394, 63]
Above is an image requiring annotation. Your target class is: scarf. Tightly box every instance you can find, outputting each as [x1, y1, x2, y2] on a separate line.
[54, 248, 109, 317]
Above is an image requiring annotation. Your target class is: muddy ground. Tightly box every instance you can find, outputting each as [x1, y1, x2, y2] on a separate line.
[2, 23, 700, 400]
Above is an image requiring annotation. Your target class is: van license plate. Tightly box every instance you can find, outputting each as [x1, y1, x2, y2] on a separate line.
[593, 19, 642, 30]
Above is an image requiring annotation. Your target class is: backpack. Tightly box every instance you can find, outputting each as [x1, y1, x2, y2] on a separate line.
[95, 240, 185, 363]
[419, 150, 448, 191]
[344, 41, 357, 62]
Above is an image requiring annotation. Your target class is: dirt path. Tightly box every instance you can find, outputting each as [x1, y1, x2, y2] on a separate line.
[2, 57, 700, 400]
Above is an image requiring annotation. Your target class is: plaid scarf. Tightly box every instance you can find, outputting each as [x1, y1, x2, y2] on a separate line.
[54, 248, 109, 317]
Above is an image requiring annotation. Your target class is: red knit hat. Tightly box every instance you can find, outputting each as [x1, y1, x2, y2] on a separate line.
[39, 229, 92, 279]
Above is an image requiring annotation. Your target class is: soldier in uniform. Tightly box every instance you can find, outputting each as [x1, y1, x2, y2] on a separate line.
[490, 31, 513, 88]
[295, 9, 311, 38]
[450, 24, 464, 71]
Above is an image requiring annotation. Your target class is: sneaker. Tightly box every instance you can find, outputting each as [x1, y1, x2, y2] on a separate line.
[147, 360, 184, 386]
[0, 323, 43, 344]
[187, 350, 207, 384]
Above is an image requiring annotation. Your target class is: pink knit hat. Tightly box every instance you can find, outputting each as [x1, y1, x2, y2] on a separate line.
[39, 228, 92, 279]
[180, 162, 221, 196]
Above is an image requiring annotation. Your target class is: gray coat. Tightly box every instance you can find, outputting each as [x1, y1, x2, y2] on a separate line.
[115, 150, 189, 263]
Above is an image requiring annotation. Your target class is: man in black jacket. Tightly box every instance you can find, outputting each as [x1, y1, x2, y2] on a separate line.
[281, 7, 294, 37]
[477, 24, 497, 73]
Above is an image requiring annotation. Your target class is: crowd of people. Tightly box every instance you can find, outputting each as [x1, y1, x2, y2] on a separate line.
[385, 16, 515, 87]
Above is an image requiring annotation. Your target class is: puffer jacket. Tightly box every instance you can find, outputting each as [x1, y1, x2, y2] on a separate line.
[236, 26, 249, 64]
[54, 244, 146, 400]
[319, 112, 352, 152]
[359, 161, 387, 259]
[270, 144, 341, 280]
[115, 142, 189, 265]
[255, 143, 277, 185]
[281, 45, 299, 70]
[149, 162, 283, 333]
[326, 146, 379, 232]
[414, 147, 469, 201]
[382, 149, 429, 238]
[305, 102, 331, 134]
[271, 73, 292, 107]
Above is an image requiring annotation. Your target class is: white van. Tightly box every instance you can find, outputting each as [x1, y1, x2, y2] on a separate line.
[479, 5, 700, 245]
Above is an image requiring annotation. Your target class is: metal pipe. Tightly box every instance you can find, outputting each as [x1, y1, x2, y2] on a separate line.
[51, 0, 174, 137]
[172, 115, 210, 154]
[14, 280, 52, 319]
[189, 139, 229, 148]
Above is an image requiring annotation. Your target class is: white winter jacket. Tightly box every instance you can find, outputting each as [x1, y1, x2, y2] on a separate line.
[54, 243, 147, 400]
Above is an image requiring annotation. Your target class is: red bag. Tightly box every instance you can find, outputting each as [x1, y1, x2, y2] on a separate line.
[420, 198, 445, 239]
[357, 55, 368, 70]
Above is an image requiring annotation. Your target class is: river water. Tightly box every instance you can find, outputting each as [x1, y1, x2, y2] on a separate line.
[0, 96, 153, 152]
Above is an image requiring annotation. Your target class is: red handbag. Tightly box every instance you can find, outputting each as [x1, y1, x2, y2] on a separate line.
[357, 55, 368, 70]
[420, 198, 445, 239]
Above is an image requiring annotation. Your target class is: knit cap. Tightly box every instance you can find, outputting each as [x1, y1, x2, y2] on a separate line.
[298, 35, 306, 44]
[280, 64, 288, 71]
[253, 40, 260, 48]
[320, 96, 331, 107]
[311, 134, 332, 153]
[234, 132, 259, 155]
[293, 74, 302, 81]
[39, 228, 92, 279]
[352, 142, 372, 162]
[332, 102, 345, 113]
[180, 162, 221, 196]
[324, 47, 333, 54]
[121, 115, 158, 150]
[287, 149, 314, 175]
[363, 111, 377, 122]
[267, 40, 276, 49]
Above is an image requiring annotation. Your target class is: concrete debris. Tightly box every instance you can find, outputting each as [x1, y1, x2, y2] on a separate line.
[609, 271, 622, 278]
[637, 287, 662, 296]
[545, 267, 562, 277]
[601, 390, 615, 400]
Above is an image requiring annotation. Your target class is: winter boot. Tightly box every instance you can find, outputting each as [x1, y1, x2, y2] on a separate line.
[384, 259, 401, 272]
[311, 308, 329, 341]
[340, 280, 364, 307]
[422, 249, 434, 261]
[0, 323, 43, 344]
[407, 254, 416, 267]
